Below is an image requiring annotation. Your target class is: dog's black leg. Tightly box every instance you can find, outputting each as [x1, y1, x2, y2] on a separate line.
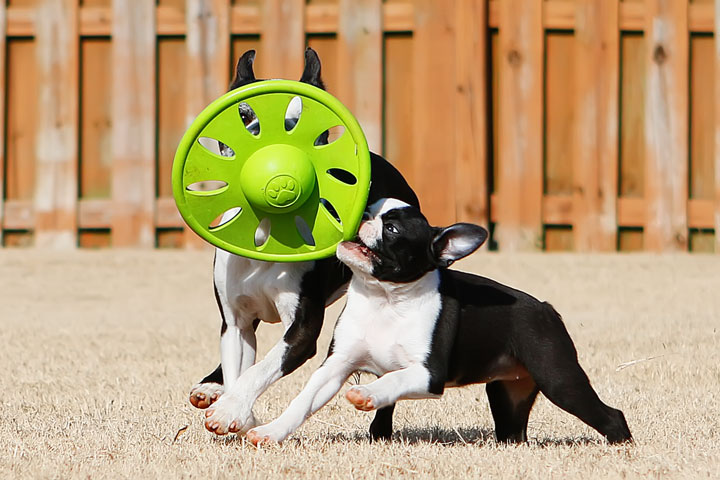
[200, 364, 223, 385]
[280, 262, 339, 376]
[532, 364, 631, 444]
[369, 404, 395, 441]
[518, 305, 632, 444]
[486, 377, 539, 443]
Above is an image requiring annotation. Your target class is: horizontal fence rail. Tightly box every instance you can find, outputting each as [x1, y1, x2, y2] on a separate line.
[0, 0, 718, 252]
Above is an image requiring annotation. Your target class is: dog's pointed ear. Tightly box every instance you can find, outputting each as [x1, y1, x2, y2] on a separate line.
[230, 50, 256, 88]
[431, 224, 488, 268]
[300, 47, 325, 90]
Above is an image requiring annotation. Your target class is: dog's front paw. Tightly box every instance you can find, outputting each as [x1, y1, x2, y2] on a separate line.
[203, 396, 257, 436]
[189, 382, 224, 409]
[346, 386, 377, 411]
[246, 423, 289, 446]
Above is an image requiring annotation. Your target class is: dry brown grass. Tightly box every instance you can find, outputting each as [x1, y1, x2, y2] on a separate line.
[0, 250, 718, 479]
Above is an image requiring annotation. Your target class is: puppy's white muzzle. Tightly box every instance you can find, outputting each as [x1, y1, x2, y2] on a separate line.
[337, 241, 374, 275]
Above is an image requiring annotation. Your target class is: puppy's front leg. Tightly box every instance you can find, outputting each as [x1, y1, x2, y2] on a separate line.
[346, 364, 438, 411]
[246, 355, 354, 445]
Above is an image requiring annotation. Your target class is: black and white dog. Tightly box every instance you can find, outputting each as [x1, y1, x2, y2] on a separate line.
[192, 49, 419, 437]
[245, 199, 633, 445]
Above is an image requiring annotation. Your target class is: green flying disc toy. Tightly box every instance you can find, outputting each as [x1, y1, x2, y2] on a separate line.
[172, 80, 371, 262]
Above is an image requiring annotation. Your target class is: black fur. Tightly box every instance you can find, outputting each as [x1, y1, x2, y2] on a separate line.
[229, 49, 257, 90]
[299, 47, 325, 90]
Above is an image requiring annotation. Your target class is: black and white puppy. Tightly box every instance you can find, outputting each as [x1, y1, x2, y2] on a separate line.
[192, 50, 419, 437]
[245, 199, 632, 445]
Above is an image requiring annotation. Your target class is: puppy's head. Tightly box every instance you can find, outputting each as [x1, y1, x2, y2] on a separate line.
[337, 199, 488, 283]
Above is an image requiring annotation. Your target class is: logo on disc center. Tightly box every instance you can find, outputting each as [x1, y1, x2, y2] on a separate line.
[265, 175, 301, 208]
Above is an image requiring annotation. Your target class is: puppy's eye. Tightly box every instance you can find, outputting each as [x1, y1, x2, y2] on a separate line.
[384, 223, 398, 234]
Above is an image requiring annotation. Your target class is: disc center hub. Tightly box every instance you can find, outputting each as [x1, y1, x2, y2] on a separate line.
[240, 144, 316, 213]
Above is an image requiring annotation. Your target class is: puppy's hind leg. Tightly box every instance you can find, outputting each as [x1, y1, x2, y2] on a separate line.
[486, 377, 539, 443]
[369, 404, 395, 441]
[518, 305, 632, 444]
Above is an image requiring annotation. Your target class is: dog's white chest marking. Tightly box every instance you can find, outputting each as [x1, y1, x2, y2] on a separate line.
[214, 249, 312, 326]
[334, 271, 442, 375]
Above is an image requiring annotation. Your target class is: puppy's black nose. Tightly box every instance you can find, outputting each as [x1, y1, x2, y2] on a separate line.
[362, 211, 371, 221]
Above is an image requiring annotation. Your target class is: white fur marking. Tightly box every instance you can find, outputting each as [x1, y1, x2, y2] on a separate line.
[359, 199, 413, 248]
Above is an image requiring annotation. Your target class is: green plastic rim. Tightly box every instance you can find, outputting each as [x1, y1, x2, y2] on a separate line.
[172, 80, 371, 262]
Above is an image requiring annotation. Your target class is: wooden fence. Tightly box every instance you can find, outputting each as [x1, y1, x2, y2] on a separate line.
[1, 0, 718, 252]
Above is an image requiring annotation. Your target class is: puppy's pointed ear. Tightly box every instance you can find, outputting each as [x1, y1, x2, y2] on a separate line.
[300, 47, 325, 90]
[230, 50, 256, 89]
[431, 224, 488, 268]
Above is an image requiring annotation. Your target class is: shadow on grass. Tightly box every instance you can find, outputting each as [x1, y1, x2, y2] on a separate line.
[324, 426, 603, 447]
[210, 425, 604, 448]
[392, 426, 495, 445]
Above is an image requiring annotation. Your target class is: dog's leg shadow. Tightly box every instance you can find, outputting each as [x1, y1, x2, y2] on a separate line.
[323, 426, 495, 445]
[393, 426, 495, 445]
[322, 427, 620, 447]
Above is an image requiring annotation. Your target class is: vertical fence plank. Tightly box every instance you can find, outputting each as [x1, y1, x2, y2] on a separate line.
[0, 3, 5, 245]
[111, 0, 156, 247]
[34, 0, 78, 248]
[690, 36, 714, 202]
[157, 38, 185, 199]
[546, 33, 575, 198]
[620, 34, 646, 201]
[413, 0, 456, 226]
[491, 31, 499, 196]
[384, 34, 414, 183]
[496, 0, 543, 250]
[156, 38, 185, 249]
[184, 0, 230, 248]
[716, 0, 720, 251]
[544, 33, 575, 251]
[337, 0, 382, 153]
[454, 0, 488, 227]
[80, 39, 112, 200]
[260, 0, 304, 79]
[574, 0, 619, 251]
[645, 0, 689, 251]
[5, 40, 36, 211]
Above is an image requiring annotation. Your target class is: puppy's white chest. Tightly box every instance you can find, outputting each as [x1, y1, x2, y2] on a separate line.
[335, 273, 441, 375]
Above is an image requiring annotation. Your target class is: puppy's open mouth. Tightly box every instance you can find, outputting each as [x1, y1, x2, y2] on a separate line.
[339, 240, 378, 261]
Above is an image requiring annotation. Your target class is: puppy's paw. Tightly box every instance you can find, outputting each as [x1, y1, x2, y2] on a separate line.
[346, 386, 377, 411]
[189, 382, 224, 409]
[246, 423, 288, 446]
[203, 396, 257, 436]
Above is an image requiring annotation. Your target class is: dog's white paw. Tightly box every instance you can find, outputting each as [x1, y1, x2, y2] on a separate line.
[246, 423, 291, 446]
[204, 395, 257, 436]
[345, 386, 377, 411]
[189, 382, 224, 410]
